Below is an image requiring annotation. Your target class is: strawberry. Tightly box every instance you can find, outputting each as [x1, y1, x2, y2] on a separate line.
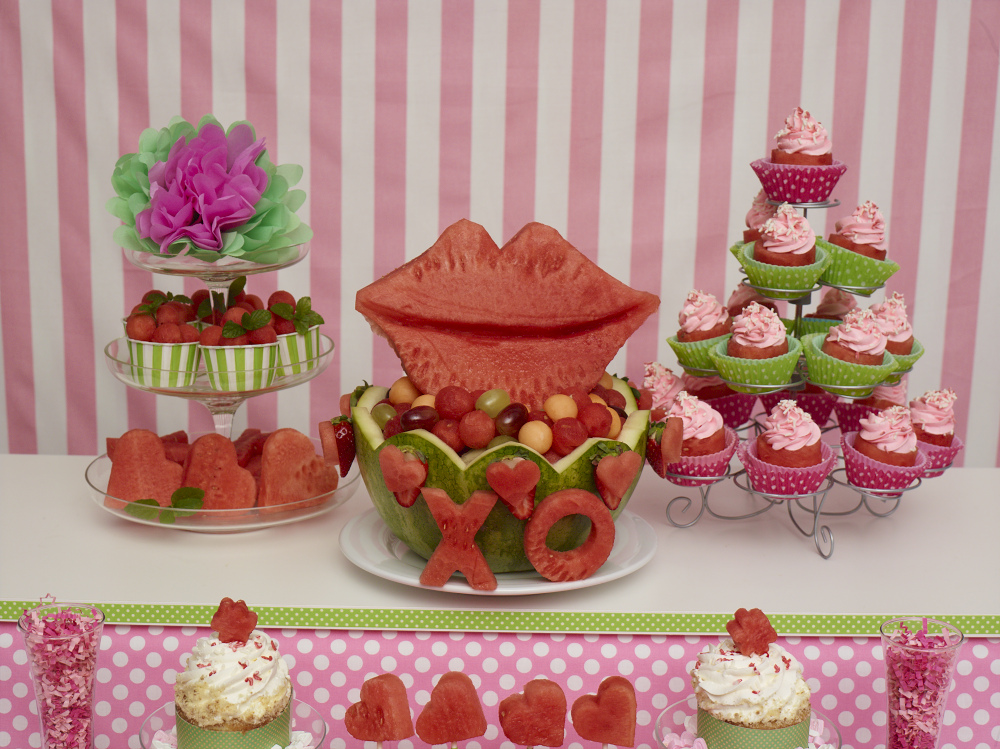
[323, 415, 355, 477]
[210, 597, 258, 644]
[645, 422, 667, 478]
[726, 607, 778, 656]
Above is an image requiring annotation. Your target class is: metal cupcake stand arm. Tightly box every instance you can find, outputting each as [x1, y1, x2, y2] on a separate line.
[663, 199, 943, 558]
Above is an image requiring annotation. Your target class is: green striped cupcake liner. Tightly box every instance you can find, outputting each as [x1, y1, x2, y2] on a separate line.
[202, 342, 279, 392]
[667, 333, 728, 374]
[708, 336, 802, 394]
[819, 241, 900, 293]
[883, 338, 924, 384]
[736, 242, 831, 300]
[800, 333, 898, 398]
[276, 325, 322, 376]
[126, 339, 200, 388]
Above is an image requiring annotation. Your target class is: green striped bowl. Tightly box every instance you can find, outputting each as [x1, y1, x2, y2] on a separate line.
[276, 325, 322, 376]
[126, 339, 200, 388]
[201, 342, 280, 392]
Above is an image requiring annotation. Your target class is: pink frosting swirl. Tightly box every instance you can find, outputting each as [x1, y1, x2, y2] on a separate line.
[730, 302, 786, 349]
[813, 287, 857, 319]
[668, 392, 724, 441]
[745, 189, 777, 230]
[868, 291, 912, 342]
[858, 406, 917, 455]
[681, 373, 728, 394]
[774, 107, 833, 156]
[759, 204, 816, 255]
[827, 309, 888, 357]
[678, 290, 729, 336]
[869, 376, 908, 406]
[909, 389, 957, 436]
[834, 201, 887, 251]
[761, 400, 821, 450]
[643, 362, 685, 412]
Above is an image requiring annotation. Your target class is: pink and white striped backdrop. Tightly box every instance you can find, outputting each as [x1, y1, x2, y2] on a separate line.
[2, 0, 999, 465]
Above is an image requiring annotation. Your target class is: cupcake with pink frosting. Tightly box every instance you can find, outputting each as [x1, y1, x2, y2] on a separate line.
[667, 290, 732, 374]
[797, 287, 860, 337]
[750, 108, 847, 203]
[834, 376, 908, 433]
[643, 361, 686, 420]
[725, 281, 780, 318]
[738, 400, 836, 496]
[868, 292, 924, 381]
[741, 189, 778, 244]
[709, 302, 802, 394]
[910, 388, 963, 474]
[663, 392, 738, 487]
[801, 309, 897, 398]
[842, 406, 927, 494]
[820, 201, 899, 292]
[680, 373, 756, 430]
[734, 205, 832, 299]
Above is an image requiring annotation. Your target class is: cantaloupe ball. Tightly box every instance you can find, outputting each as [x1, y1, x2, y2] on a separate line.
[412, 393, 436, 409]
[606, 407, 622, 439]
[518, 420, 554, 454]
[389, 376, 421, 405]
[588, 393, 607, 406]
[543, 393, 578, 422]
[599, 371, 614, 389]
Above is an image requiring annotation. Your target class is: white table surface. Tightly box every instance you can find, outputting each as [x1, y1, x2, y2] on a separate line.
[2, 453, 996, 629]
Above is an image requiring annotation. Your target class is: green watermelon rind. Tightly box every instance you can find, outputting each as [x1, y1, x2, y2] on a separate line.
[352, 380, 649, 574]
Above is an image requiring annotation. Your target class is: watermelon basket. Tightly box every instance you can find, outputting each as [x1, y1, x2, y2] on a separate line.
[351, 380, 650, 574]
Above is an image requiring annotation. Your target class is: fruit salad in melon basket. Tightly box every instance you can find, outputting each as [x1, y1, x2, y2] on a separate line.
[327, 220, 666, 590]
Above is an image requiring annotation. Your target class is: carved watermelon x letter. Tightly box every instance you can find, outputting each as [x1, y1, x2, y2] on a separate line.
[355, 220, 660, 410]
[419, 488, 498, 591]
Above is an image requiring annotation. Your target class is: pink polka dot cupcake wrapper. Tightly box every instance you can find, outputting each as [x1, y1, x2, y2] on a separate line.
[840, 431, 928, 496]
[701, 391, 757, 429]
[749, 157, 848, 204]
[737, 439, 836, 496]
[760, 389, 836, 427]
[917, 435, 964, 475]
[832, 400, 878, 434]
[665, 427, 738, 487]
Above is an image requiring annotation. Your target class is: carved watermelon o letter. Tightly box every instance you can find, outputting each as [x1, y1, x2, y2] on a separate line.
[419, 488, 498, 591]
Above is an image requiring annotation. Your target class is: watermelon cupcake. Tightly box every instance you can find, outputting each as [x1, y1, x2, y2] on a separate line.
[663, 393, 738, 487]
[759, 386, 836, 429]
[666, 290, 731, 374]
[800, 311, 897, 398]
[841, 407, 927, 496]
[681, 373, 757, 430]
[910, 388, 964, 475]
[868, 291, 922, 382]
[708, 303, 802, 395]
[820, 202, 899, 293]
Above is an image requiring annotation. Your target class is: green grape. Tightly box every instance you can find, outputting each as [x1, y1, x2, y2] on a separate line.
[476, 388, 511, 418]
[372, 402, 397, 429]
[486, 434, 516, 449]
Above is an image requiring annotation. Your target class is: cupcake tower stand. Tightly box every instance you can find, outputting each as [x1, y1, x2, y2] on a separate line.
[664, 200, 940, 559]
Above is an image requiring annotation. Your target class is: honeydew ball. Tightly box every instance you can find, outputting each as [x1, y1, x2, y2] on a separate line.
[372, 402, 397, 429]
[476, 388, 511, 418]
[543, 393, 578, 422]
[518, 420, 554, 454]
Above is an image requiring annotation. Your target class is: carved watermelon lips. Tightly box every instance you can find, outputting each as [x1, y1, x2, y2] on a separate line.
[356, 220, 660, 410]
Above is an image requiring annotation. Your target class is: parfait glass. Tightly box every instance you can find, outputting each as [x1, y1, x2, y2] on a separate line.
[880, 616, 964, 749]
[18, 602, 106, 749]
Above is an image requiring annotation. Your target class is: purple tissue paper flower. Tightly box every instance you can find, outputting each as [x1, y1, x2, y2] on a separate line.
[136, 122, 267, 252]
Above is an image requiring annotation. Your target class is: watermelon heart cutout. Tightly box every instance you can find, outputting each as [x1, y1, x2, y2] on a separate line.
[256, 428, 339, 511]
[182, 433, 257, 510]
[415, 671, 487, 745]
[106, 429, 184, 508]
[378, 444, 428, 507]
[499, 678, 567, 748]
[345, 673, 414, 742]
[570, 676, 637, 747]
[353, 381, 649, 574]
[485, 458, 541, 519]
[594, 450, 643, 510]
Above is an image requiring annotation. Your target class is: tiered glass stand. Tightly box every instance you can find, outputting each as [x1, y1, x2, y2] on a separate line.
[663, 201, 945, 558]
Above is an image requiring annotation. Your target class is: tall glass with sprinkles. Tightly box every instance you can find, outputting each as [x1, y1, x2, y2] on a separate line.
[880, 616, 964, 749]
[18, 601, 105, 749]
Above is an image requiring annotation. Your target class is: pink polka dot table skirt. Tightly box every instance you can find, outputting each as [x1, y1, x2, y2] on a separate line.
[1, 624, 998, 749]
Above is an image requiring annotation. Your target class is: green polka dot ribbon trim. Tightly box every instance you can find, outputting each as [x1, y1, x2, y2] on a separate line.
[2, 601, 996, 636]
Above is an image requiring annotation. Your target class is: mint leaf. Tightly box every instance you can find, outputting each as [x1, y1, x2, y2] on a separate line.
[269, 302, 294, 321]
[124, 498, 161, 521]
[170, 487, 204, 518]
[221, 320, 246, 339]
[243, 309, 273, 332]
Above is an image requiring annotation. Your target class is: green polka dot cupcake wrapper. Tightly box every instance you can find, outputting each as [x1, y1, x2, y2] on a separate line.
[707, 336, 802, 394]
[667, 334, 728, 374]
[800, 333, 898, 398]
[883, 338, 924, 383]
[736, 243, 831, 300]
[818, 240, 900, 293]
[787, 315, 840, 337]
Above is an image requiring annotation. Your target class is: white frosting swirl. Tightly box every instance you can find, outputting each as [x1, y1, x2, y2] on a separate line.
[175, 630, 291, 728]
[691, 639, 811, 728]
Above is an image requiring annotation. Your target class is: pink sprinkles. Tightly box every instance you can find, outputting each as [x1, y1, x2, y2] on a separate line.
[883, 618, 963, 749]
[18, 601, 104, 749]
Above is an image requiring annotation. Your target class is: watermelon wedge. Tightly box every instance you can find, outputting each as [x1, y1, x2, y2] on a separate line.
[355, 220, 659, 410]
[353, 380, 648, 574]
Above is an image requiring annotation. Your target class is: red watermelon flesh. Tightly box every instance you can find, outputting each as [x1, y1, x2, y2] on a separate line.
[570, 676, 637, 746]
[257, 428, 339, 511]
[105, 429, 183, 508]
[345, 673, 414, 742]
[233, 428, 268, 467]
[499, 678, 567, 748]
[107, 431, 189, 464]
[415, 671, 487, 744]
[355, 220, 660, 410]
[182, 433, 257, 510]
